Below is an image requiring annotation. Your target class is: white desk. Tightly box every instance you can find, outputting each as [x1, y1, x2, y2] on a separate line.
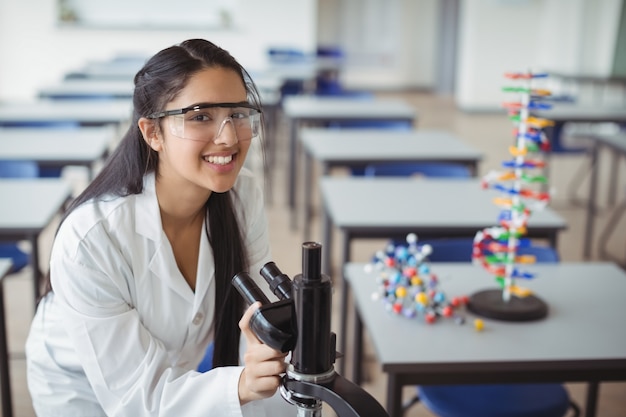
[344, 262, 626, 417]
[65, 60, 143, 81]
[282, 95, 417, 228]
[0, 179, 72, 302]
[300, 128, 484, 239]
[38, 80, 134, 99]
[531, 105, 626, 185]
[0, 127, 115, 180]
[320, 177, 568, 373]
[0, 99, 132, 127]
[0, 258, 13, 417]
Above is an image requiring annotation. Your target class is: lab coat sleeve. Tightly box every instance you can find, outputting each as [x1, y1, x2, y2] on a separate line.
[51, 252, 248, 417]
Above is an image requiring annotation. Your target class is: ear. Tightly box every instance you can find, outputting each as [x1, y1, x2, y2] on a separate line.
[138, 117, 163, 151]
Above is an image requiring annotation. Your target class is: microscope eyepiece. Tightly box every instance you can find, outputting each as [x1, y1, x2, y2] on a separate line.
[260, 261, 293, 300]
[302, 242, 322, 282]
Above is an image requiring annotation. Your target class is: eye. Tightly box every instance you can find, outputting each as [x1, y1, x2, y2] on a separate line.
[230, 110, 249, 120]
[187, 112, 213, 122]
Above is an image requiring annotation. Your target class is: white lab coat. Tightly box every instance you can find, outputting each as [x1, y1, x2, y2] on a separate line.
[25, 170, 295, 417]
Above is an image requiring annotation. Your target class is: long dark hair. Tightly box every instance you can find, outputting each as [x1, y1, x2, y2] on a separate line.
[42, 39, 265, 368]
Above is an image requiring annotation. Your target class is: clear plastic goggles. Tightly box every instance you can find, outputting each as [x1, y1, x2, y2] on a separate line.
[147, 102, 261, 142]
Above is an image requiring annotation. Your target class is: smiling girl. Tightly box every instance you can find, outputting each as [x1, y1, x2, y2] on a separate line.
[25, 39, 292, 417]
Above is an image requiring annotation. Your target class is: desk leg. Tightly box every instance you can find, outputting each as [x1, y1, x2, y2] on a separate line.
[29, 235, 41, 303]
[321, 207, 331, 277]
[585, 382, 599, 417]
[338, 233, 350, 376]
[470, 161, 478, 177]
[0, 278, 14, 417]
[352, 307, 363, 385]
[386, 373, 402, 417]
[608, 152, 619, 207]
[549, 232, 559, 251]
[303, 152, 312, 241]
[584, 144, 599, 259]
[288, 119, 298, 230]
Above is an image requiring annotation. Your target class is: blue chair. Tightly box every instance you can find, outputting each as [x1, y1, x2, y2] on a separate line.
[267, 47, 308, 64]
[197, 342, 214, 373]
[0, 161, 39, 274]
[415, 383, 578, 417]
[328, 118, 413, 131]
[402, 240, 579, 417]
[421, 238, 560, 263]
[267, 47, 310, 97]
[363, 162, 472, 178]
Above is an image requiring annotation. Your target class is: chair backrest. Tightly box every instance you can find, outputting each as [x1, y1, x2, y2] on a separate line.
[0, 121, 80, 129]
[0, 160, 39, 178]
[316, 45, 344, 58]
[329, 119, 413, 131]
[517, 244, 560, 263]
[363, 162, 471, 178]
[420, 237, 560, 263]
[267, 47, 308, 64]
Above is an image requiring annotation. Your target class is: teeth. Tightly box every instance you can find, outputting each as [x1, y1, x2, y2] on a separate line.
[205, 155, 233, 165]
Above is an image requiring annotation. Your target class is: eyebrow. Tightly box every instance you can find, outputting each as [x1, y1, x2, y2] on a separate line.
[185, 101, 251, 109]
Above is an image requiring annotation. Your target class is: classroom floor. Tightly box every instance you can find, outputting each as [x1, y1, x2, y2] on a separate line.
[3, 91, 626, 416]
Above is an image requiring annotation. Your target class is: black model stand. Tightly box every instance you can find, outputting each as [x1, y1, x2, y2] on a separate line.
[467, 288, 548, 321]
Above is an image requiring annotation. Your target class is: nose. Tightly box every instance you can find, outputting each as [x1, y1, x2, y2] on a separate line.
[214, 118, 238, 146]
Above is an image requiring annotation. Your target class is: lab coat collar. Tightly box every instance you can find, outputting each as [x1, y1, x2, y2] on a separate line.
[135, 172, 214, 305]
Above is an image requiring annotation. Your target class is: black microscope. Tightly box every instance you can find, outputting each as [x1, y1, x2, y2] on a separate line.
[232, 241, 389, 417]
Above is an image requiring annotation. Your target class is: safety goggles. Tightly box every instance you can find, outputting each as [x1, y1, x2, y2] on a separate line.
[147, 102, 261, 142]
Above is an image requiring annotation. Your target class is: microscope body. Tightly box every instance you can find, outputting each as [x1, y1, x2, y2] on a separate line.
[232, 242, 389, 417]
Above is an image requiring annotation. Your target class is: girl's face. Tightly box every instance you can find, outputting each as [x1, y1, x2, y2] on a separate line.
[143, 66, 254, 196]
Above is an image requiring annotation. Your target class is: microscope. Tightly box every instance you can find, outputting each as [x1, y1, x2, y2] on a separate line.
[232, 241, 389, 417]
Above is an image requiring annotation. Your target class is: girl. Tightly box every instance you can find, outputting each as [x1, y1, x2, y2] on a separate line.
[26, 39, 292, 416]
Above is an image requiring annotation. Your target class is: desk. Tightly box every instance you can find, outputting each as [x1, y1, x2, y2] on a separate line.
[38, 80, 134, 99]
[282, 95, 417, 228]
[65, 60, 143, 81]
[532, 105, 626, 155]
[320, 177, 568, 373]
[300, 128, 484, 239]
[260, 55, 342, 83]
[584, 132, 626, 264]
[344, 262, 626, 417]
[0, 99, 132, 127]
[0, 179, 72, 302]
[547, 71, 626, 104]
[531, 106, 626, 174]
[0, 127, 115, 180]
[0, 258, 13, 417]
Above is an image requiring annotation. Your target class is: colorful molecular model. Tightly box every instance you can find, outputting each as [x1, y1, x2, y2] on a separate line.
[472, 71, 553, 304]
[367, 234, 468, 325]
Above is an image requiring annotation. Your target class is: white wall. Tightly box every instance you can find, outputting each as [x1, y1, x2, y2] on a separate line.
[1, 0, 622, 108]
[317, 0, 439, 90]
[455, 0, 623, 111]
[0, 0, 317, 100]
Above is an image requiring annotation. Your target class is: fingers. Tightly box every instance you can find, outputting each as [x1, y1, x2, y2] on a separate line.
[239, 301, 262, 345]
[237, 302, 289, 404]
[239, 350, 287, 404]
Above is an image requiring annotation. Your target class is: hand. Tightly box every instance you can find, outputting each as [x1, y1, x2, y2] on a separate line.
[238, 302, 288, 405]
